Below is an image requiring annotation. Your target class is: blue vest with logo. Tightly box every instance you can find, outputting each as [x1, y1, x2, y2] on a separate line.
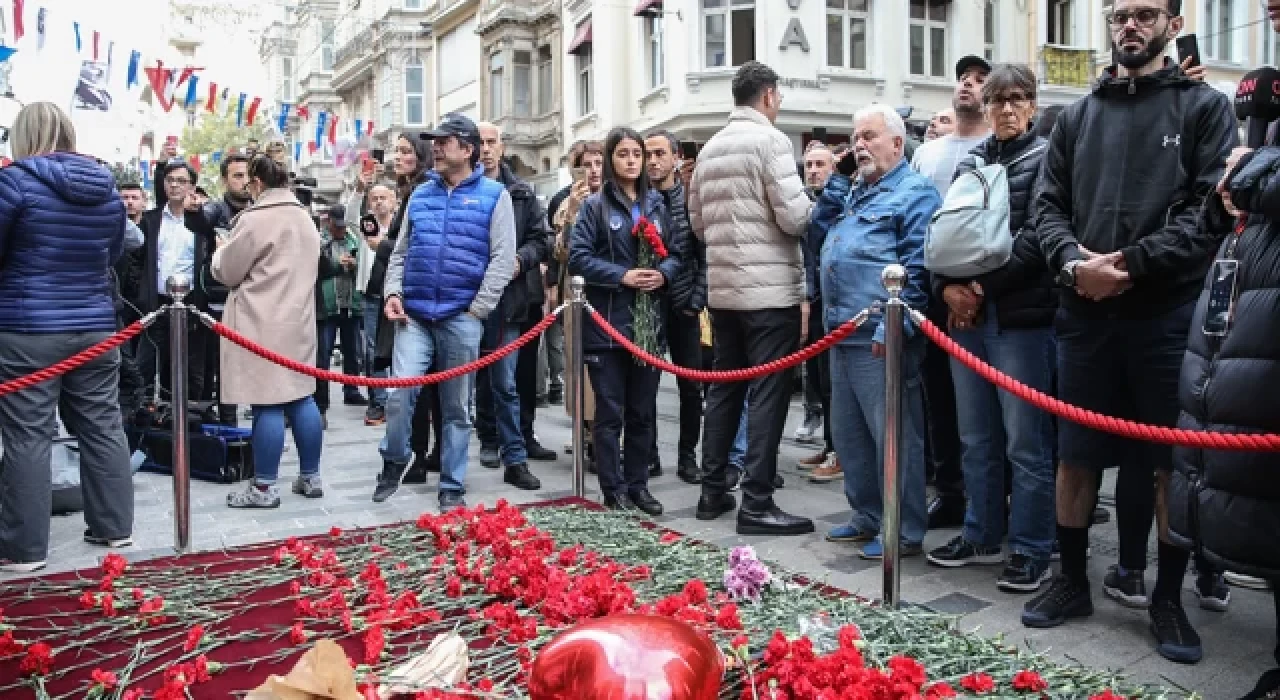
[402, 165, 503, 322]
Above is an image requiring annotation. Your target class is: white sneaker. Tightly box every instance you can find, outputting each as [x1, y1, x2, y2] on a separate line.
[1224, 571, 1272, 590]
[226, 482, 282, 509]
[0, 559, 47, 574]
[794, 415, 822, 443]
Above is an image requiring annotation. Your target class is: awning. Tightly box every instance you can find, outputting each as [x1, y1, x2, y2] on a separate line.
[567, 20, 593, 55]
[633, 0, 662, 16]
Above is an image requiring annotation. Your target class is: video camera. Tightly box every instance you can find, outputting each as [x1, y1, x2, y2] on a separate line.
[291, 174, 318, 207]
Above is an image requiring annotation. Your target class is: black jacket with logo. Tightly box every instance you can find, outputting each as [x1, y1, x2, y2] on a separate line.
[1036, 60, 1238, 318]
[493, 163, 552, 326]
[658, 180, 707, 314]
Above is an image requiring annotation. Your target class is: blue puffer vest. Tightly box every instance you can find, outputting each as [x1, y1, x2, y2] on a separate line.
[402, 165, 502, 322]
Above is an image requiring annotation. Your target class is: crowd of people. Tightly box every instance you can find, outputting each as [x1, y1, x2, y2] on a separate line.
[0, 0, 1277, 695]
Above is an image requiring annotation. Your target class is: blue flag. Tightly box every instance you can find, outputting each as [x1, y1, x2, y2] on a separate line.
[277, 103, 291, 134]
[354, 119, 363, 138]
[0, 47, 15, 64]
[315, 111, 328, 148]
[140, 160, 151, 190]
[185, 76, 199, 109]
[127, 51, 140, 88]
[294, 141, 302, 162]
[211, 151, 223, 164]
[73, 22, 81, 53]
[236, 92, 246, 127]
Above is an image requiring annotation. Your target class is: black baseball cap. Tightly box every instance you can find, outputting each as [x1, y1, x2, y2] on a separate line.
[326, 203, 347, 226]
[421, 113, 481, 150]
[955, 55, 992, 81]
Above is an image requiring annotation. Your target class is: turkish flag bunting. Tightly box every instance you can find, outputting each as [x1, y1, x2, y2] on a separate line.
[207, 82, 218, 113]
[245, 97, 262, 126]
[327, 116, 337, 145]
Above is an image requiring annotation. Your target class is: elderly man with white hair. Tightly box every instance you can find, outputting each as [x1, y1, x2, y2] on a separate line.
[808, 104, 942, 560]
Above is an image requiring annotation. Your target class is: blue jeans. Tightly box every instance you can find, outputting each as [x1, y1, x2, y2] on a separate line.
[362, 297, 388, 408]
[475, 323, 526, 466]
[951, 313, 1057, 560]
[252, 396, 324, 484]
[829, 340, 928, 545]
[379, 314, 483, 494]
[729, 398, 748, 470]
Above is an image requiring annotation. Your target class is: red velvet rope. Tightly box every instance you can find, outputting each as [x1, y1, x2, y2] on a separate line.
[0, 321, 148, 398]
[914, 313, 1280, 452]
[587, 308, 869, 383]
[206, 311, 560, 388]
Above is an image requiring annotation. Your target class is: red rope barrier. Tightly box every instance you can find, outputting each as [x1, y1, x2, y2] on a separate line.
[587, 307, 870, 383]
[0, 321, 148, 398]
[914, 313, 1280, 452]
[205, 311, 560, 388]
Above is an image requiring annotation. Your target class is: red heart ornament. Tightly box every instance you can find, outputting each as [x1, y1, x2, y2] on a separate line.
[528, 614, 724, 700]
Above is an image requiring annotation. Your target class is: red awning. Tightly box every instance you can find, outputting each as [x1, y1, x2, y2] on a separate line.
[633, 0, 662, 16]
[567, 20, 593, 55]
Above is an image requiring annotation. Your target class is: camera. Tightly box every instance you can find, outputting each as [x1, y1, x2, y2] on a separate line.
[291, 175, 318, 207]
[359, 213, 379, 237]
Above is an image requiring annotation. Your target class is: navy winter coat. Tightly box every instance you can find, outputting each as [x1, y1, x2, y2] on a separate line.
[568, 182, 684, 352]
[0, 152, 126, 333]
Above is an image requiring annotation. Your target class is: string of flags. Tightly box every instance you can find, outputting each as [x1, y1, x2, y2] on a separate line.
[1, 0, 379, 170]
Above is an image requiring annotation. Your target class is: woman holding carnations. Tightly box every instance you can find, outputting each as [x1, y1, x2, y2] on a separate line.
[569, 127, 685, 515]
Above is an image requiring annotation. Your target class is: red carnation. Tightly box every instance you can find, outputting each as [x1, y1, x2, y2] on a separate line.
[730, 634, 749, 649]
[715, 603, 743, 630]
[1012, 670, 1048, 693]
[101, 593, 117, 618]
[363, 624, 386, 665]
[139, 596, 164, 614]
[445, 576, 462, 598]
[888, 655, 927, 688]
[1090, 691, 1127, 700]
[184, 624, 205, 653]
[477, 678, 495, 692]
[101, 552, 128, 577]
[19, 642, 54, 676]
[91, 668, 119, 689]
[329, 526, 343, 537]
[925, 681, 958, 698]
[122, 689, 145, 700]
[131, 587, 145, 601]
[0, 630, 25, 656]
[837, 624, 861, 649]
[659, 532, 681, 544]
[80, 590, 98, 609]
[290, 622, 308, 645]
[683, 579, 708, 604]
[961, 672, 995, 694]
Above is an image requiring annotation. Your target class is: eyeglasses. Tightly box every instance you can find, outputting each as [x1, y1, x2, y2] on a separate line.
[164, 177, 192, 186]
[985, 94, 1032, 108]
[1105, 8, 1170, 29]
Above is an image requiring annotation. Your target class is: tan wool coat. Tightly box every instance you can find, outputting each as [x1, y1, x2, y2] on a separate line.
[211, 187, 321, 406]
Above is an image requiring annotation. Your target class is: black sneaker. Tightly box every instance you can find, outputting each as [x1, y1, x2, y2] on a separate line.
[363, 404, 386, 426]
[927, 536, 1004, 568]
[503, 463, 541, 491]
[1194, 571, 1230, 612]
[526, 439, 558, 462]
[1241, 668, 1280, 700]
[1092, 506, 1111, 525]
[630, 488, 663, 516]
[479, 444, 500, 469]
[1051, 538, 1092, 561]
[604, 492, 635, 511]
[1149, 597, 1203, 664]
[998, 554, 1053, 593]
[1103, 565, 1150, 609]
[649, 460, 662, 477]
[372, 462, 406, 503]
[439, 490, 467, 511]
[343, 392, 367, 406]
[84, 530, 133, 548]
[1021, 575, 1093, 628]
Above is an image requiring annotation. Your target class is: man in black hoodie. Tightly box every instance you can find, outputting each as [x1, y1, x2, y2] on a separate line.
[471, 122, 550, 492]
[1021, 0, 1236, 666]
[644, 130, 707, 485]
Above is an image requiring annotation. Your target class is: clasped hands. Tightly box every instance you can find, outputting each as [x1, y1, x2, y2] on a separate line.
[622, 269, 665, 292]
[1072, 247, 1131, 301]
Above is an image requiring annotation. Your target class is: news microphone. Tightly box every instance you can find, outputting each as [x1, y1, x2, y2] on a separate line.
[1234, 67, 1280, 147]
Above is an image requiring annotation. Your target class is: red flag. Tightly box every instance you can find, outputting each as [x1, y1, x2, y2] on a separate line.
[245, 97, 262, 126]
[296, 105, 311, 121]
[206, 82, 217, 113]
[189, 154, 200, 171]
[307, 142, 318, 155]
[92, 31, 99, 61]
[175, 66, 202, 88]
[145, 62, 177, 112]
[327, 115, 337, 145]
[367, 121, 375, 135]
[13, 0, 24, 41]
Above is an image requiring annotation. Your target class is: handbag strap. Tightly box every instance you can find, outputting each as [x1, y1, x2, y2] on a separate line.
[1003, 145, 1046, 169]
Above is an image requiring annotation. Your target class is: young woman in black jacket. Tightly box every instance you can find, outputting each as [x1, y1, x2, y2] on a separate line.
[926, 64, 1059, 594]
[568, 127, 684, 515]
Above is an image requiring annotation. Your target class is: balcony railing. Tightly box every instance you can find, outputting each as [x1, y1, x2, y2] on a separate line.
[1039, 44, 1096, 88]
[334, 22, 378, 70]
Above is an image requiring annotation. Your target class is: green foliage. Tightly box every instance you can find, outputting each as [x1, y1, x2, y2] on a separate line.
[181, 110, 269, 199]
[109, 162, 144, 189]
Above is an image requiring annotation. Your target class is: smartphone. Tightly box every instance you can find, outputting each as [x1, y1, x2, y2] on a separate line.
[1202, 259, 1239, 336]
[1176, 34, 1201, 69]
[359, 213, 379, 238]
[371, 148, 385, 163]
[571, 166, 587, 184]
[837, 152, 859, 177]
[679, 141, 699, 160]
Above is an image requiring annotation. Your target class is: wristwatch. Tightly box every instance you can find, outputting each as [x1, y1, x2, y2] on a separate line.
[1059, 260, 1082, 287]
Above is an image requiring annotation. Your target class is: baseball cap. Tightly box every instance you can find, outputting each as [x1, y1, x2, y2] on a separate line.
[421, 113, 481, 150]
[327, 203, 347, 226]
[955, 55, 992, 81]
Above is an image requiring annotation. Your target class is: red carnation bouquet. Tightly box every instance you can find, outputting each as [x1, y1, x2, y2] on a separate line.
[630, 215, 668, 357]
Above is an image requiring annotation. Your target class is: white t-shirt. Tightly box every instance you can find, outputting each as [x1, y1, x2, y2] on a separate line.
[911, 133, 988, 197]
[156, 208, 195, 292]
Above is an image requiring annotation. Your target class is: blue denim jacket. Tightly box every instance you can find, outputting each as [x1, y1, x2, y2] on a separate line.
[812, 159, 941, 345]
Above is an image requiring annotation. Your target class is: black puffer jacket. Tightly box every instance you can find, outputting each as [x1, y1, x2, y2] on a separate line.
[1169, 146, 1280, 582]
[658, 181, 707, 313]
[932, 129, 1057, 329]
[1036, 59, 1237, 319]
[493, 162, 552, 325]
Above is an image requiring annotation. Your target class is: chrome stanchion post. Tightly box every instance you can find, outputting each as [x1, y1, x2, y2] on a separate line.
[568, 276, 587, 500]
[880, 264, 907, 608]
[166, 274, 192, 554]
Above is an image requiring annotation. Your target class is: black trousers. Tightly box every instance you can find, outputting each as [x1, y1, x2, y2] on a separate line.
[805, 298, 833, 452]
[701, 306, 801, 510]
[650, 310, 704, 466]
[315, 311, 363, 414]
[587, 349, 661, 498]
[921, 302, 964, 496]
[203, 309, 238, 424]
[136, 306, 209, 403]
[516, 308, 542, 444]
[410, 381, 443, 457]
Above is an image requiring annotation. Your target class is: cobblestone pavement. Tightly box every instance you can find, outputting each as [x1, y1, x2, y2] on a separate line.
[16, 378, 1277, 698]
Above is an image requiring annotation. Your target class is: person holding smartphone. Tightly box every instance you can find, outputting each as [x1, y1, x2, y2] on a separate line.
[356, 185, 398, 425]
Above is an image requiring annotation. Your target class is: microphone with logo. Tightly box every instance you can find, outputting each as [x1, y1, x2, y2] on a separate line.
[1234, 67, 1280, 148]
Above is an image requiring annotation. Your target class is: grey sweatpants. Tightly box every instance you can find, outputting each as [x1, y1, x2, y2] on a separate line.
[0, 331, 133, 563]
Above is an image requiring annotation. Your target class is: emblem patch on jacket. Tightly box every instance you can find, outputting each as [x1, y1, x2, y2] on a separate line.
[610, 215, 624, 231]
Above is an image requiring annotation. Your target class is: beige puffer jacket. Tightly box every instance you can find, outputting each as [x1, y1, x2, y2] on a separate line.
[688, 106, 813, 311]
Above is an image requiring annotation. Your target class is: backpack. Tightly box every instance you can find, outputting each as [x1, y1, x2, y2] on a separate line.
[924, 147, 1044, 277]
